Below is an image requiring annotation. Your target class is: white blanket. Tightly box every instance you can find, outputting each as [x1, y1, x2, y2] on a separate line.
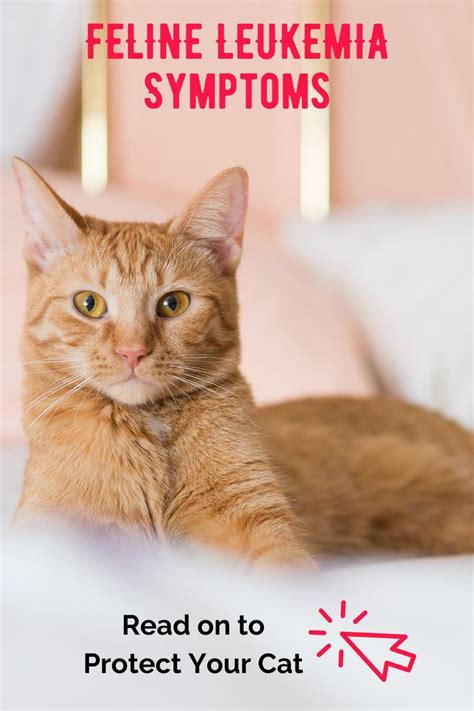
[2, 446, 472, 710]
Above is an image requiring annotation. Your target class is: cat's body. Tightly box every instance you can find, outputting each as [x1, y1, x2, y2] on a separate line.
[263, 397, 473, 554]
[13, 159, 474, 563]
[20, 361, 305, 562]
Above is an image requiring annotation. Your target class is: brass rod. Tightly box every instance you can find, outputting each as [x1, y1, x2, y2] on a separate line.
[81, 0, 108, 194]
[299, 0, 330, 222]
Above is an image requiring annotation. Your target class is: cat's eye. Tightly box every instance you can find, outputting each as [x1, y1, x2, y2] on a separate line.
[157, 291, 190, 318]
[73, 291, 107, 319]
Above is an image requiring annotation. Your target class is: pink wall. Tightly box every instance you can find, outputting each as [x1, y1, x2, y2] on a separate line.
[108, 1, 472, 215]
[330, 0, 472, 207]
[108, 1, 303, 222]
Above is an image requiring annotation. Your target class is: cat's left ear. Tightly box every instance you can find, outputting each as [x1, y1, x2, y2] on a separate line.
[12, 157, 86, 271]
[169, 167, 248, 274]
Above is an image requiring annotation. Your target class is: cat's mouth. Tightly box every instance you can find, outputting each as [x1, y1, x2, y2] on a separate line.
[115, 373, 156, 387]
[101, 372, 165, 406]
[121, 374, 144, 383]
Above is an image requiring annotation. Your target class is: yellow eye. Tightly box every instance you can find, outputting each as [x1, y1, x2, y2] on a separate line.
[157, 291, 190, 318]
[73, 291, 107, 319]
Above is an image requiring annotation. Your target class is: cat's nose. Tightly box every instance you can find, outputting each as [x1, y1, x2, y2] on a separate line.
[115, 346, 150, 370]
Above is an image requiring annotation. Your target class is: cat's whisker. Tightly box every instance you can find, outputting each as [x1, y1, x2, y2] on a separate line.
[182, 354, 238, 367]
[24, 377, 95, 432]
[181, 353, 225, 360]
[23, 373, 84, 410]
[161, 380, 183, 408]
[21, 373, 87, 419]
[166, 357, 231, 368]
[166, 363, 242, 389]
[171, 373, 243, 403]
[72, 383, 98, 427]
[184, 365, 242, 383]
[174, 377, 234, 402]
[166, 378, 194, 404]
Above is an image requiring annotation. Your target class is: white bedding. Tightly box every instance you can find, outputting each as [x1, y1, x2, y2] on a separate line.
[2, 446, 472, 710]
[284, 203, 473, 428]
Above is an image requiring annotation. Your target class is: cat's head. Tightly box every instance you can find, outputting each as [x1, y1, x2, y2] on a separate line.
[13, 159, 248, 406]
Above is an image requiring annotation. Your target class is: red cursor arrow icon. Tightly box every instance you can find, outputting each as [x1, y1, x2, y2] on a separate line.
[340, 631, 416, 682]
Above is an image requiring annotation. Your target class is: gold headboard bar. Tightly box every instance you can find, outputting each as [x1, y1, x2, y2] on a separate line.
[299, 0, 330, 222]
[80, 2, 330, 213]
[81, 0, 108, 194]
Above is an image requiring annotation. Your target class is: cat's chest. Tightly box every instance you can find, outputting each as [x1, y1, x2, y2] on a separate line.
[27, 404, 178, 536]
[103, 410, 171, 477]
[70, 408, 173, 533]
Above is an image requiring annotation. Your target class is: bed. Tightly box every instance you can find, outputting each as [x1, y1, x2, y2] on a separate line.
[1, 170, 472, 709]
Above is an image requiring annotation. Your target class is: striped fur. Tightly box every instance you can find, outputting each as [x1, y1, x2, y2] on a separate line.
[13, 160, 474, 563]
[14, 161, 308, 564]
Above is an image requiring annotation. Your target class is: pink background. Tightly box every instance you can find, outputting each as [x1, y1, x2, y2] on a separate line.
[108, 0, 473, 216]
[2, 1, 472, 442]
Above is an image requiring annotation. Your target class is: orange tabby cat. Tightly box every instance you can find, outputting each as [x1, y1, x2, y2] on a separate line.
[12, 158, 473, 563]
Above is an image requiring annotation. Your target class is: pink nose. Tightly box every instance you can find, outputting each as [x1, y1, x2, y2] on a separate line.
[115, 346, 150, 370]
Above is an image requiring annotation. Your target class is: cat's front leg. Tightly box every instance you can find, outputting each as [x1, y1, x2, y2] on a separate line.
[163, 379, 313, 566]
[164, 467, 312, 566]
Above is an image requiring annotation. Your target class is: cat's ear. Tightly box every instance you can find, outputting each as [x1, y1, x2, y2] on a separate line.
[12, 157, 86, 271]
[169, 167, 248, 273]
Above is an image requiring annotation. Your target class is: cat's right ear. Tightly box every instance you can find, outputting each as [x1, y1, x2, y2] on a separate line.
[169, 167, 248, 274]
[12, 157, 85, 271]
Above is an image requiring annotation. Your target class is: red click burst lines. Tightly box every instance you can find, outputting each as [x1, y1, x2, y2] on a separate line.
[308, 600, 368, 668]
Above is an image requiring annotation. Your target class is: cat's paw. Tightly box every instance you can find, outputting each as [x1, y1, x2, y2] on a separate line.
[252, 547, 317, 571]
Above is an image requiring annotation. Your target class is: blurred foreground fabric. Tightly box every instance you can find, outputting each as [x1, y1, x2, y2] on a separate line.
[2, 452, 472, 710]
